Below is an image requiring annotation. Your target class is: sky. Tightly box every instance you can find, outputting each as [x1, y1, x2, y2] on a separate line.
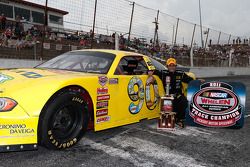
[28, 0, 250, 45]
[133, 0, 250, 37]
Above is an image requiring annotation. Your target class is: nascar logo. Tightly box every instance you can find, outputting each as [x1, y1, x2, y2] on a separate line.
[202, 92, 228, 98]
[98, 76, 108, 86]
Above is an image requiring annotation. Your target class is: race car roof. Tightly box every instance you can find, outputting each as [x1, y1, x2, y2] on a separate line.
[72, 49, 144, 58]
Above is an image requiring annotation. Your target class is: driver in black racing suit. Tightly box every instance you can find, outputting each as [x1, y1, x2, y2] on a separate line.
[155, 58, 200, 128]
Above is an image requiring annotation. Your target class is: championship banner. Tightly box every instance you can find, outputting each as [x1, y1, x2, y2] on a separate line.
[186, 81, 246, 128]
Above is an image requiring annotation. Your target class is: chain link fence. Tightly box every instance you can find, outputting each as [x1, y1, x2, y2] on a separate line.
[0, 0, 249, 67]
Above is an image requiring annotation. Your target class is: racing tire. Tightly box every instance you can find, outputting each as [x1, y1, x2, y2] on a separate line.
[38, 91, 89, 150]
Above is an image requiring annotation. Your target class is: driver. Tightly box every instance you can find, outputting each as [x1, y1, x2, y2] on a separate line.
[161, 58, 199, 128]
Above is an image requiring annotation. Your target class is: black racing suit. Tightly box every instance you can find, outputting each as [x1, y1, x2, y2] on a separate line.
[156, 70, 194, 122]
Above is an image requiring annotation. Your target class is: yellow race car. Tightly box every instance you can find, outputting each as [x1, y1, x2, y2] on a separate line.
[0, 49, 194, 152]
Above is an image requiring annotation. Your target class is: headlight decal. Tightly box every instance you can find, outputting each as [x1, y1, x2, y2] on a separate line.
[0, 98, 17, 112]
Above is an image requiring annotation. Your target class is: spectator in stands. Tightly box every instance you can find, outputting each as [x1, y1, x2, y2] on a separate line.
[16, 36, 24, 51]
[5, 27, 12, 39]
[0, 13, 6, 30]
[209, 39, 212, 46]
[80, 38, 87, 46]
[15, 15, 21, 22]
[24, 31, 33, 48]
[49, 33, 56, 41]
[30, 26, 39, 37]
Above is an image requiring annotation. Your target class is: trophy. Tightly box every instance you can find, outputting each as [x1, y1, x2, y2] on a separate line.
[158, 76, 176, 129]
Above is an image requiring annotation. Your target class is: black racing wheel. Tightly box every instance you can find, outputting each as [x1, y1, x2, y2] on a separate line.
[39, 91, 89, 149]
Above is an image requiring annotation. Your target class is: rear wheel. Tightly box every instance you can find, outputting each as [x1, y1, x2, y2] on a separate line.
[39, 91, 89, 149]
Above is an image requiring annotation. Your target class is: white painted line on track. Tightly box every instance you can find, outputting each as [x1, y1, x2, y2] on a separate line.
[146, 123, 235, 146]
[82, 138, 155, 167]
[148, 123, 214, 137]
[111, 135, 207, 167]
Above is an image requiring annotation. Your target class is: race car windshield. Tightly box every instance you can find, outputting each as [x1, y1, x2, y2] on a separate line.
[36, 51, 116, 74]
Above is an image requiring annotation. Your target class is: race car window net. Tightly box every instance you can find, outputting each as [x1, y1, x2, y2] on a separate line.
[114, 56, 149, 75]
[36, 51, 116, 74]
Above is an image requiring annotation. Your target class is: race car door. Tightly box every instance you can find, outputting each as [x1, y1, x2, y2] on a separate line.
[107, 55, 162, 128]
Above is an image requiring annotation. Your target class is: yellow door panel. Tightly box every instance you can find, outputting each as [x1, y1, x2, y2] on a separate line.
[94, 74, 165, 131]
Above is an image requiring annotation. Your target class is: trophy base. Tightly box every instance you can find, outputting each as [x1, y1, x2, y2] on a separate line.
[157, 112, 176, 130]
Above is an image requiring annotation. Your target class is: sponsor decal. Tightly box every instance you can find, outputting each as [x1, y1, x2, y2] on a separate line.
[0, 124, 35, 134]
[96, 101, 109, 109]
[190, 82, 242, 127]
[96, 109, 108, 117]
[143, 57, 155, 70]
[97, 95, 110, 101]
[96, 116, 110, 124]
[98, 76, 108, 86]
[97, 87, 108, 95]
[202, 92, 228, 98]
[21, 72, 43, 78]
[109, 78, 118, 84]
[146, 61, 153, 67]
[0, 73, 13, 83]
[10, 70, 43, 78]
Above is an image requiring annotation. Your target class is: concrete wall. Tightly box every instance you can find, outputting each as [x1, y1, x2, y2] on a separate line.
[190, 67, 250, 78]
[0, 59, 42, 69]
[1, 58, 250, 78]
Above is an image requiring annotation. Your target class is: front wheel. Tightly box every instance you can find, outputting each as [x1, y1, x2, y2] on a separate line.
[39, 91, 89, 149]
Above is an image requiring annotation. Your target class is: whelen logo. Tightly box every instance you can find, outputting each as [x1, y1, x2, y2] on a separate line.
[197, 97, 234, 106]
[194, 88, 238, 114]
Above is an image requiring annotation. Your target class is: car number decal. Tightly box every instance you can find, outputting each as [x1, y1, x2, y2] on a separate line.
[128, 76, 144, 114]
[127, 76, 160, 114]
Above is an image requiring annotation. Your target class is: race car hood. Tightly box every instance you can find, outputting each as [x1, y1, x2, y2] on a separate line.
[0, 68, 100, 116]
[0, 68, 99, 91]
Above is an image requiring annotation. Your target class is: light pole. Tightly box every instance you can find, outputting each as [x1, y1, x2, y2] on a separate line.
[40, 0, 48, 60]
[128, 2, 135, 43]
[91, 0, 98, 49]
[199, 0, 204, 48]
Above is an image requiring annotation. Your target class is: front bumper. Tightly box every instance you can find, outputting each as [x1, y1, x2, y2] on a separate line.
[0, 105, 39, 152]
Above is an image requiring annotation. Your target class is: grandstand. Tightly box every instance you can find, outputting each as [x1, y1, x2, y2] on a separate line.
[0, 0, 249, 67]
[0, 0, 68, 29]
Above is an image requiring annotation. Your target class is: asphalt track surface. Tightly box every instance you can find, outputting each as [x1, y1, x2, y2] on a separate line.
[1, 76, 250, 167]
